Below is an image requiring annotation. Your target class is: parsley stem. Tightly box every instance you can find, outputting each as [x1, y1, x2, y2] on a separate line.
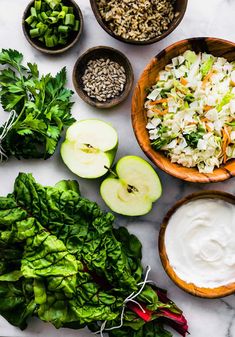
[12, 105, 26, 127]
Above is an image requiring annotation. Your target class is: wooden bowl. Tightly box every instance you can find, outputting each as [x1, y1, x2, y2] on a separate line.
[159, 190, 235, 298]
[132, 37, 235, 183]
[22, 0, 83, 55]
[90, 0, 188, 45]
[73, 46, 134, 109]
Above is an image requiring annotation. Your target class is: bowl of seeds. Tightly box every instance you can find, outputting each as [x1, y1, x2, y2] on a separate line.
[90, 0, 188, 45]
[73, 46, 134, 108]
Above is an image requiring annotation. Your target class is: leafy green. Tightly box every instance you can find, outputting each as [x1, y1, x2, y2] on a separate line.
[217, 91, 234, 112]
[151, 126, 174, 151]
[0, 49, 75, 159]
[0, 173, 188, 336]
[151, 138, 168, 150]
[200, 56, 214, 78]
[184, 93, 194, 103]
[183, 126, 205, 149]
[109, 321, 173, 337]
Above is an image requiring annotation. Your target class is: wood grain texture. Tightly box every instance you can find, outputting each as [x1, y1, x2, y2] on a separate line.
[73, 46, 134, 109]
[90, 0, 188, 45]
[159, 191, 235, 298]
[22, 0, 83, 55]
[132, 37, 235, 183]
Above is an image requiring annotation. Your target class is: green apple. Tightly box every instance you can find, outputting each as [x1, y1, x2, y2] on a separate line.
[61, 119, 118, 179]
[100, 156, 162, 216]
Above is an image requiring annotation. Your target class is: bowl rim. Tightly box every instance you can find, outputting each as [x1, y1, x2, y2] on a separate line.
[159, 190, 235, 299]
[72, 45, 134, 109]
[131, 36, 235, 183]
[22, 0, 83, 55]
[89, 0, 188, 45]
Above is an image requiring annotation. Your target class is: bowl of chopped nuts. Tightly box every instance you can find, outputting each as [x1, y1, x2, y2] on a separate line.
[73, 46, 134, 108]
[90, 0, 188, 45]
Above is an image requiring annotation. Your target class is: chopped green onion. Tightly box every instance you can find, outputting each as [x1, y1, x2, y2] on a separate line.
[45, 34, 58, 47]
[25, 15, 34, 25]
[58, 35, 67, 45]
[47, 16, 57, 24]
[37, 13, 42, 21]
[41, 2, 47, 11]
[51, 10, 59, 17]
[25, 0, 80, 48]
[36, 22, 48, 34]
[58, 25, 69, 33]
[74, 20, 79, 31]
[45, 0, 61, 10]
[31, 7, 37, 17]
[67, 6, 73, 14]
[34, 0, 42, 11]
[61, 6, 68, 14]
[64, 13, 75, 26]
[58, 10, 66, 19]
[30, 28, 41, 38]
[41, 11, 48, 20]
[30, 21, 38, 28]
[45, 28, 53, 35]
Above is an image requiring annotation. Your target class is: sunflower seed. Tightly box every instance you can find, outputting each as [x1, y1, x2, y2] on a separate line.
[81, 57, 127, 102]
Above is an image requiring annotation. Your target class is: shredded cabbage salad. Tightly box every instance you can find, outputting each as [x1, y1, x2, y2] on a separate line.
[145, 50, 235, 173]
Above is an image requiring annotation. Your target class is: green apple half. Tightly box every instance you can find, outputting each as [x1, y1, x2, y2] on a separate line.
[100, 156, 162, 216]
[61, 119, 118, 179]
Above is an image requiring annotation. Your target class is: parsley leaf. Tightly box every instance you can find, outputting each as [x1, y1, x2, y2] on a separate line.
[0, 49, 75, 159]
[183, 127, 205, 149]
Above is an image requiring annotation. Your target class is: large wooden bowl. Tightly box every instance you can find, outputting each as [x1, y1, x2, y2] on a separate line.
[159, 190, 235, 298]
[132, 37, 235, 183]
[90, 0, 188, 45]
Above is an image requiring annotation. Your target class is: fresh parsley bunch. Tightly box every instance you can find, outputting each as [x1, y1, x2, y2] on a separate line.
[0, 49, 75, 159]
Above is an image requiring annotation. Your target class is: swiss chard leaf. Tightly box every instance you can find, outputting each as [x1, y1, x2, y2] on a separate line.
[0, 173, 187, 336]
[109, 321, 173, 337]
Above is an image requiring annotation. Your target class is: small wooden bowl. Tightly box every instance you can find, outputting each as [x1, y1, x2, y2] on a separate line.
[132, 37, 235, 183]
[90, 0, 188, 45]
[73, 46, 134, 109]
[22, 0, 83, 55]
[159, 190, 235, 298]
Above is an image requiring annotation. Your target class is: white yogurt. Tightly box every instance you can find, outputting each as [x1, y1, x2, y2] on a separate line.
[165, 198, 235, 288]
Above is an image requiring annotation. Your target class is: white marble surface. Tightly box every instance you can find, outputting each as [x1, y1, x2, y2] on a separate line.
[1, 0, 235, 336]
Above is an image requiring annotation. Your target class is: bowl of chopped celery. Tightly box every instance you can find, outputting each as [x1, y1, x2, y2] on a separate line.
[132, 37, 235, 183]
[22, 0, 83, 54]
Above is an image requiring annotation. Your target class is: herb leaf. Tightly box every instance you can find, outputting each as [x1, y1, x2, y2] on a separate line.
[183, 128, 204, 149]
[0, 49, 75, 159]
